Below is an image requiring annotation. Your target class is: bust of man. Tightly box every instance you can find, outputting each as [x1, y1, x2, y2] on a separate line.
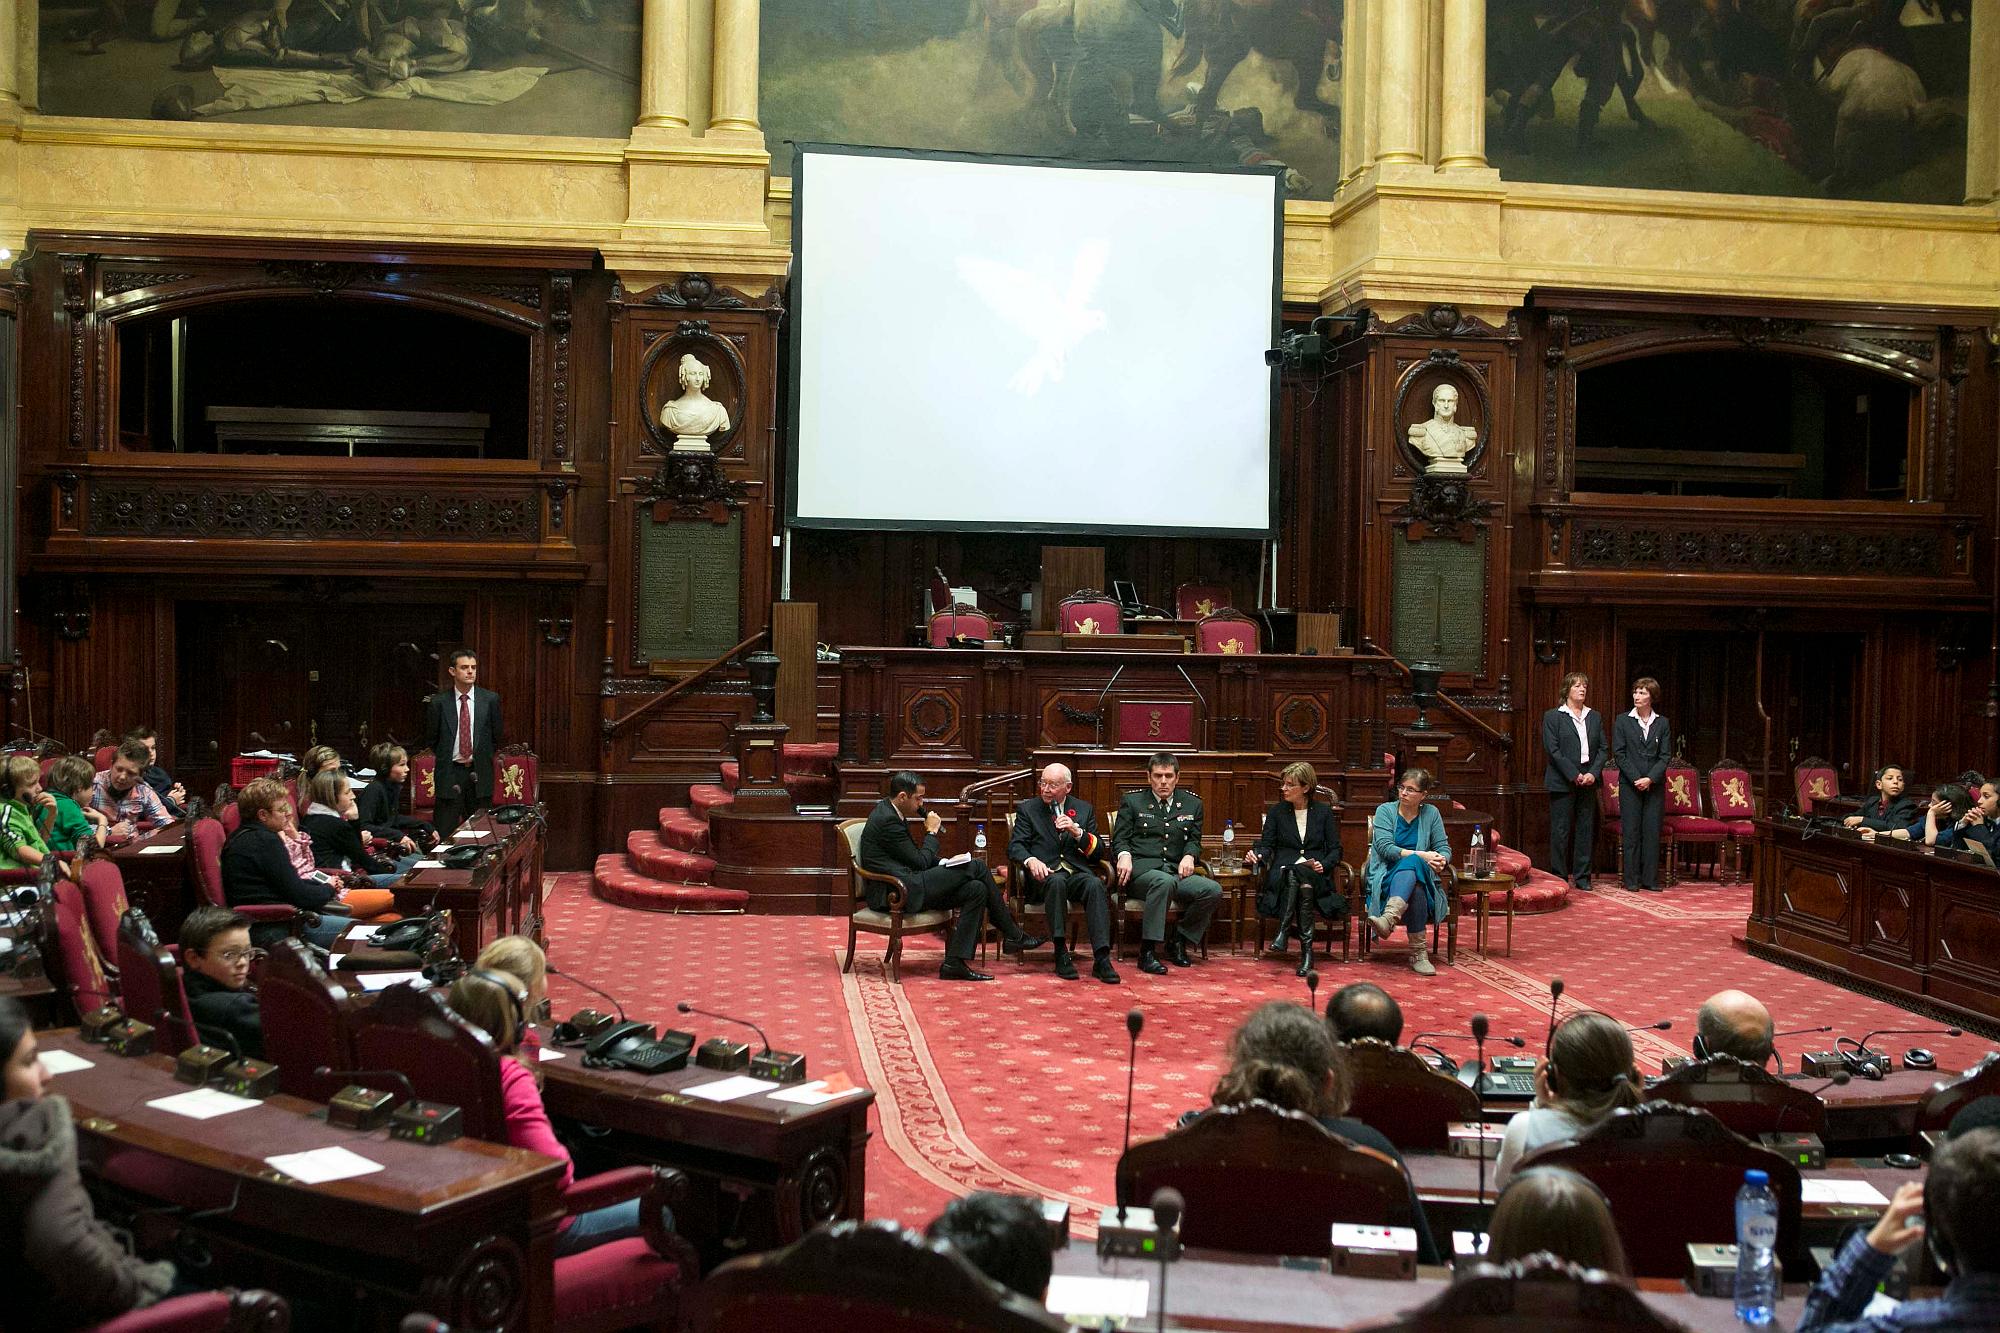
[661, 353, 730, 452]
[1407, 382, 1477, 476]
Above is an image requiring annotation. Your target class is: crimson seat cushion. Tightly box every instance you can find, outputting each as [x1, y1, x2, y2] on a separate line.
[552, 1239, 681, 1322]
[1665, 817, 1730, 837]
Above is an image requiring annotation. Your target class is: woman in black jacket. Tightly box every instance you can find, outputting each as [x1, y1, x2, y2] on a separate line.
[355, 742, 431, 853]
[1244, 761, 1343, 975]
[0, 995, 178, 1330]
[219, 777, 346, 948]
[298, 770, 400, 885]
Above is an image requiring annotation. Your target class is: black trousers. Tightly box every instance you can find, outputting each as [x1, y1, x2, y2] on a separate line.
[1041, 867, 1112, 953]
[1548, 785, 1597, 884]
[869, 859, 1015, 959]
[434, 758, 487, 837]
[1622, 781, 1665, 888]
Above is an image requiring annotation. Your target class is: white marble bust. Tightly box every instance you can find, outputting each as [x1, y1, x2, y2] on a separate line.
[1407, 382, 1477, 476]
[661, 353, 730, 452]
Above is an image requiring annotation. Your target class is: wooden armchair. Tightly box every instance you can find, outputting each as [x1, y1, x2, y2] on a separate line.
[1793, 756, 1839, 815]
[1360, 862, 1459, 965]
[1057, 589, 1122, 636]
[1194, 608, 1260, 655]
[115, 908, 199, 1052]
[1341, 1037, 1483, 1151]
[837, 816, 958, 985]
[1707, 761, 1757, 880]
[1117, 1099, 1416, 1257]
[257, 939, 356, 1100]
[1647, 1054, 1826, 1137]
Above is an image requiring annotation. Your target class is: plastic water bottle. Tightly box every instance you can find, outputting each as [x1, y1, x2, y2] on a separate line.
[1734, 1168, 1779, 1326]
[973, 823, 987, 855]
[1222, 820, 1236, 868]
[1470, 825, 1486, 877]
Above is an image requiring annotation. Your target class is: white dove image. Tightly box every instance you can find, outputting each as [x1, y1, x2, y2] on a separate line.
[956, 239, 1111, 395]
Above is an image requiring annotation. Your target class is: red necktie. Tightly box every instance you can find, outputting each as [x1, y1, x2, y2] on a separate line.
[456, 693, 472, 763]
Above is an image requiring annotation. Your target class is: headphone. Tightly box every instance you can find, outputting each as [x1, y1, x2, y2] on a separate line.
[1692, 1032, 1709, 1061]
[467, 968, 529, 1048]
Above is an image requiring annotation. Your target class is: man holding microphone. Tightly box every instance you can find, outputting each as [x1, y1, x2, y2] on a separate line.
[1011, 763, 1119, 984]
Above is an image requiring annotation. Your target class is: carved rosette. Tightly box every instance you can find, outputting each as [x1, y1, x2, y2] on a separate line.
[423, 1234, 526, 1331]
[794, 1146, 848, 1231]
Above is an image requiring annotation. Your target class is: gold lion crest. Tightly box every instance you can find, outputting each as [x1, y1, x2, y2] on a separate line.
[1195, 598, 1215, 617]
[1076, 617, 1101, 635]
[1220, 638, 1244, 654]
[1721, 776, 1747, 809]
[501, 764, 526, 799]
[1809, 776, 1831, 798]
[1668, 774, 1690, 805]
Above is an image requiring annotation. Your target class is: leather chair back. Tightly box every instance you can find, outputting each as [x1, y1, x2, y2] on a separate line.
[350, 982, 507, 1140]
[191, 818, 229, 909]
[1341, 1039, 1483, 1151]
[1362, 1254, 1684, 1331]
[52, 877, 114, 1015]
[1117, 1100, 1414, 1256]
[116, 908, 196, 1050]
[1648, 1054, 1825, 1136]
[218, 803, 242, 836]
[94, 744, 118, 774]
[1194, 609, 1260, 655]
[926, 604, 995, 647]
[1174, 583, 1230, 621]
[1057, 591, 1122, 636]
[259, 938, 357, 1099]
[78, 858, 131, 967]
[1916, 1051, 2000, 1134]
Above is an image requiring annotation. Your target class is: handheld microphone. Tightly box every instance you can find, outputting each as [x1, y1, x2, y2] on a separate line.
[677, 1001, 808, 1083]
[1471, 1013, 1490, 1209]
[550, 963, 627, 1023]
[1625, 1020, 1673, 1033]
[1546, 977, 1564, 1052]
[1120, 1008, 1144, 1224]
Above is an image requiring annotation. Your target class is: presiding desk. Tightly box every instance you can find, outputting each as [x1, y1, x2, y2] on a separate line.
[394, 809, 546, 961]
[42, 1029, 565, 1332]
[1749, 816, 2000, 1029]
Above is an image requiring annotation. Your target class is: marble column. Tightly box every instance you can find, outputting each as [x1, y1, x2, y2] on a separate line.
[1373, 0, 1425, 166]
[709, 0, 761, 136]
[1965, 1, 2000, 205]
[0, 0, 18, 110]
[1338, 0, 1374, 186]
[1437, 0, 1486, 171]
[638, 0, 690, 131]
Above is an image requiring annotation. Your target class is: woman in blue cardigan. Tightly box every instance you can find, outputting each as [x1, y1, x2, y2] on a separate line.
[1364, 768, 1451, 977]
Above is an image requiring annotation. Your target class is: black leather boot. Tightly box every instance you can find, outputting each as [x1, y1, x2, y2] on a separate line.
[1294, 893, 1316, 977]
[1269, 879, 1298, 954]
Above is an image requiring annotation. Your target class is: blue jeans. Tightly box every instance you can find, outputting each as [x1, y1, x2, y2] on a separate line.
[553, 1198, 653, 1257]
[1384, 863, 1433, 936]
[302, 912, 350, 948]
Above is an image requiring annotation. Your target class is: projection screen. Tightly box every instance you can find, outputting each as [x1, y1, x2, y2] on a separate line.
[786, 144, 1281, 538]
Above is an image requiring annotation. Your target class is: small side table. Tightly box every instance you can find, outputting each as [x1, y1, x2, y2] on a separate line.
[1210, 865, 1255, 955]
[1460, 872, 1517, 957]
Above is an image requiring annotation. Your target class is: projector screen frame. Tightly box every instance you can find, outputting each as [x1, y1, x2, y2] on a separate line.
[782, 141, 1284, 540]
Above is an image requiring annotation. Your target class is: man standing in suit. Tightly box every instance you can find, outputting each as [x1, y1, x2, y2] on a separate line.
[1542, 671, 1606, 891]
[1011, 763, 1119, 983]
[427, 647, 501, 836]
[858, 771, 1045, 982]
[1612, 676, 1671, 892]
[1113, 753, 1221, 975]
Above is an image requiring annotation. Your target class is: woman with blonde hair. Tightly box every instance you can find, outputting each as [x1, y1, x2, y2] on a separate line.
[1243, 761, 1342, 975]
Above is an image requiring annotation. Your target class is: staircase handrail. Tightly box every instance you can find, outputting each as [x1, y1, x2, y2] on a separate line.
[605, 629, 771, 737]
[1359, 637, 1513, 750]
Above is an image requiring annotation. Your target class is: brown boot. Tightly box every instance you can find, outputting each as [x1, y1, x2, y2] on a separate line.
[1410, 940, 1436, 977]
[1367, 897, 1406, 939]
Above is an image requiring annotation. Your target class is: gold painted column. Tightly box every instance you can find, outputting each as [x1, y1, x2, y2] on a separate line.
[0, 0, 18, 110]
[1373, 0, 1426, 165]
[1338, 0, 1374, 187]
[638, 0, 690, 131]
[1966, 0, 2000, 205]
[709, 0, 761, 136]
[1437, 0, 1485, 172]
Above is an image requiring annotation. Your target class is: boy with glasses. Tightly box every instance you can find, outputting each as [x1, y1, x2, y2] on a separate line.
[178, 906, 264, 1059]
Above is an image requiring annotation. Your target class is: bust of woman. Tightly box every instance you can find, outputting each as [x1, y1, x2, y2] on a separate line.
[661, 353, 730, 451]
[1407, 382, 1477, 476]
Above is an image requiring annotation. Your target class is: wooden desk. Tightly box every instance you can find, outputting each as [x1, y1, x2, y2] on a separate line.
[43, 1029, 564, 1332]
[394, 810, 546, 961]
[538, 1037, 873, 1260]
[108, 820, 194, 937]
[1749, 816, 2000, 1029]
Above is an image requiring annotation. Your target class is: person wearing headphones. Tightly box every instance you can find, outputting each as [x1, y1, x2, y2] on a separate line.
[1798, 1127, 2000, 1332]
[1694, 989, 1775, 1068]
[1494, 1012, 1643, 1188]
[445, 969, 658, 1255]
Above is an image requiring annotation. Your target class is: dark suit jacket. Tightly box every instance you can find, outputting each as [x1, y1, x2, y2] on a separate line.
[1250, 799, 1340, 875]
[858, 798, 940, 890]
[426, 685, 503, 798]
[1009, 796, 1102, 874]
[1542, 706, 1608, 793]
[1852, 793, 1919, 831]
[1612, 712, 1671, 790]
[183, 971, 264, 1061]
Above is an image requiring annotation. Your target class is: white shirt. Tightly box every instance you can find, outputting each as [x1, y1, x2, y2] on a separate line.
[1628, 708, 1658, 740]
[1294, 807, 1309, 841]
[1565, 705, 1592, 765]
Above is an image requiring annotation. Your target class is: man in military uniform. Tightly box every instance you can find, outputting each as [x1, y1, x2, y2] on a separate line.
[1113, 752, 1223, 975]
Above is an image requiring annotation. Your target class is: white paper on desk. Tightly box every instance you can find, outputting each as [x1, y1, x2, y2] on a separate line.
[1046, 1275, 1150, 1320]
[410, 859, 446, 870]
[344, 923, 381, 941]
[683, 1075, 782, 1102]
[769, 1080, 867, 1106]
[537, 1047, 567, 1061]
[264, 1146, 385, 1185]
[1803, 1180, 1891, 1206]
[37, 1049, 95, 1075]
[138, 844, 183, 855]
[452, 830, 491, 840]
[355, 970, 428, 992]
[939, 852, 972, 867]
[146, 1088, 261, 1120]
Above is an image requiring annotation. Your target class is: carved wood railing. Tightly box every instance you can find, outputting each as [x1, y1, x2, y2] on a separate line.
[1362, 638, 1512, 751]
[604, 628, 769, 737]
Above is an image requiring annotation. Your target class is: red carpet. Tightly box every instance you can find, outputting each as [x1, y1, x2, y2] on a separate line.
[539, 873, 1995, 1234]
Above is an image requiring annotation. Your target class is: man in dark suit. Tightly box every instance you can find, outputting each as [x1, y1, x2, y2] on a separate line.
[1542, 670, 1607, 890]
[426, 647, 502, 836]
[1112, 752, 1221, 974]
[1010, 763, 1119, 983]
[1842, 764, 1919, 833]
[1612, 677, 1671, 892]
[859, 770, 1045, 982]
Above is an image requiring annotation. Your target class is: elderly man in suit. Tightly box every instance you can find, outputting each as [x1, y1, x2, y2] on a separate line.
[1543, 670, 1607, 891]
[426, 647, 502, 836]
[1113, 752, 1221, 975]
[1011, 762, 1119, 984]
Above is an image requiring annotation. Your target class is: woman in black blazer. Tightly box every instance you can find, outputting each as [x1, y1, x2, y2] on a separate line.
[1244, 761, 1344, 975]
[1612, 677, 1671, 892]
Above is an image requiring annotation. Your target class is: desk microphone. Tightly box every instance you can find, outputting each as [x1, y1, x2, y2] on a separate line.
[1120, 1008, 1144, 1225]
[1769, 1025, 1834, 1075]
[1625, 1020, 1674, 1033]
[1770, 1068, 1851, 1141]
[1841, 1027, 1962, 1079]
[1151, 1186, 1183, 1333]
[1304, 968, 1319, 1010]
[1471, 1013, 1490, 1208]
[1545, 977, 1564, 1052]
[678, 1000, 770, 1051]
[677, 1001, 807, 1082]
[550, 963, 627, 1023]
[1089, 666, 1126, 746]
[313, 1065, 416, 1100]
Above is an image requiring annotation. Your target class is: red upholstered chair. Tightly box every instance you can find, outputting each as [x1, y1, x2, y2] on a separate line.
[257, 939, 356, 1100]
[1708, 761, 1757, 880]
[1118, 1100, 1417, 1256]
[1360, 862, 1459, 964]
[94, 744, 119, 773]
[1057, 589, 1122, 636]
[1194, 608, 1260, 655]
[1597, 767, 1625, 882]
[86, 1288, 291, 1333]
[352, 984, 698, 1328]
[218, 802, 241, 836]
[492, 745, 539, 804]
[192, 817, 311, 938]
[1360, 1254, 1683, 1333]
[115, 908, 198, 1051]
[1793, 756, 1839, 815]
[1341, 1038, 1483, 1152]
[1174, 582, 1230, 621]
[52, 877, 115, 1016]
[1522, 1102, 1803, 1279]
[38, 753, 64, 781]
[1647, 1055, 1826, 1137]
[78, 858, 132, 975]
[1662, 764, 1728, 883]
[689, 1220, 1062, 1333]
[409, 750, 437, 817]
[925, 603, 996, 647]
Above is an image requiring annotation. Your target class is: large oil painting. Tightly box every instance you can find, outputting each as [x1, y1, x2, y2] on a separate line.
[1488, 0, 1970, 203]
[761, 0, 1344, 198]
[37, 0, 640, 135]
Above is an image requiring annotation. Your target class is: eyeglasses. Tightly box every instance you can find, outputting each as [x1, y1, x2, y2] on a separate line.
[1397, 786, 1425, 796]
[214, 948, 253, 965]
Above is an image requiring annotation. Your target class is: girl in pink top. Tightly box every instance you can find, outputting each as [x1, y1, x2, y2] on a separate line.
[447, 969, 651, 1253]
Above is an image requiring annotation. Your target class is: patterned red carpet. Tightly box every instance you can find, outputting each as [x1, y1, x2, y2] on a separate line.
[540, 872, 1993, 1233]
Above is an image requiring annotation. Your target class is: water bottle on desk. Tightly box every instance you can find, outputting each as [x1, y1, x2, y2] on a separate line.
[1734, 1168, 1779, 1326]
[1470, 825, 1486, 878]
[973, 824, 987, 853]
[1221, 820, 1236, 870]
